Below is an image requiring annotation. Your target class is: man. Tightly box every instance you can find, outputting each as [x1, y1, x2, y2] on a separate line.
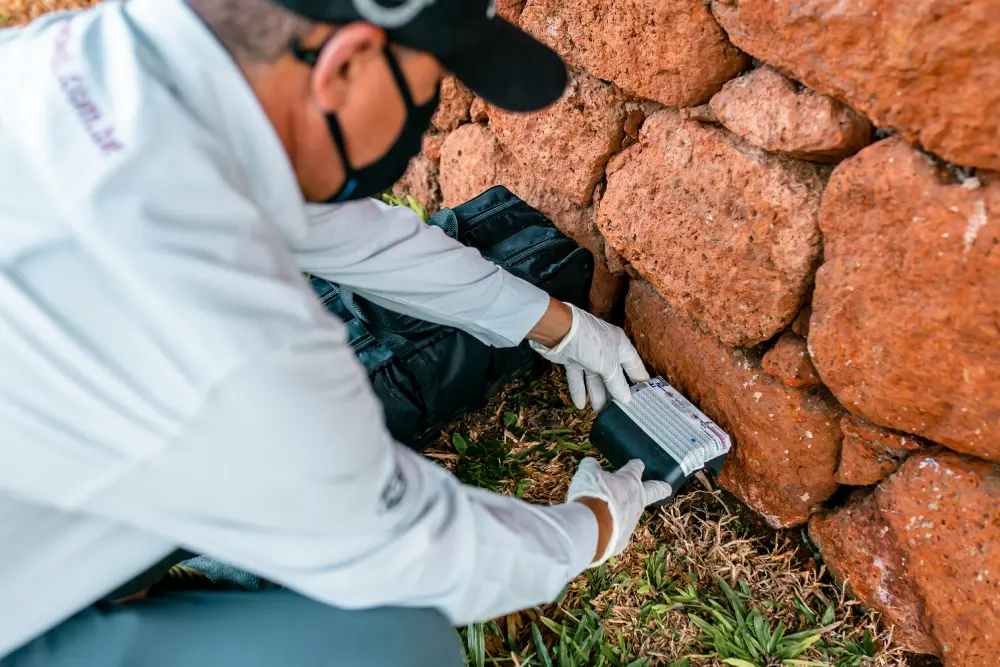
[0, 0, 671, 664]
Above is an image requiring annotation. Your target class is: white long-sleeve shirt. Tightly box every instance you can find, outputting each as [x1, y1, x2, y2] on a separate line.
[0, 0, 598, 656]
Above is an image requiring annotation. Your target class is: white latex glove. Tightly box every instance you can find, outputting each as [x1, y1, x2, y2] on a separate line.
[529, 303, 650, 412]
[568, 458, 673, 565]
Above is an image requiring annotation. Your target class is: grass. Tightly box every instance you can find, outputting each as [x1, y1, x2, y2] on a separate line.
[378, 190, 430, 221]
[433, 364, 928, 667]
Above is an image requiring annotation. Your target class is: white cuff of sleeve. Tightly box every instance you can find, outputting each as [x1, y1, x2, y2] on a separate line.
[545, 501, 601, 577]
[474, 273, 551, 348]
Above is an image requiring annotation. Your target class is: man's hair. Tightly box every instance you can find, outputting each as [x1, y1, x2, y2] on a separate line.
[185, 0, 317, 69]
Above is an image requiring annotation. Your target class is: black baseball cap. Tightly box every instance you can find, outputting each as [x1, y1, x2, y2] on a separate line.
[273, 0, 568, 112]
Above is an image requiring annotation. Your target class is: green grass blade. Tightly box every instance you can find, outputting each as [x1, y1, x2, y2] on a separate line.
[797, 633, 827, 651]
[794, 598, 817, 624]
[718, 578, 748, 620]
[531, 622, 554, 667]
[707, 607, 737, 633]
[466, 622, 486, 667]
[745, 635, 766, 658]
[783, 628, 824, 642]
[768, 621, 786, 654]
[506, 614, 520, 652]
[784, 622, 841, 643]
[821, 604, 836, 626]
[600, 643, 619, 663]
[539, 616, 566, 636]
[578, 621, 603, 656]
[751, 611, 770, 645]
[862, 630, 875, 656]
[626, 658, 652, 667]
[688, 614, 718, 638]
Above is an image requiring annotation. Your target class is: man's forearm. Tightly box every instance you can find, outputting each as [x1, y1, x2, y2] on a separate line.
[298, 202, 556, 348]
[574, 497, 613, 562]
[526, 298, 615, 562]
[525, 297, 573, 348]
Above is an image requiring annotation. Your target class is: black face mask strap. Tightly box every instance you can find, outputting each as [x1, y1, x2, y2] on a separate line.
[290, 36, 416, 105]
[289, 35, 357, 198]
[288, 35, 327, 67]
[287, 37, 427, 202]
[382, 47, 416, 111]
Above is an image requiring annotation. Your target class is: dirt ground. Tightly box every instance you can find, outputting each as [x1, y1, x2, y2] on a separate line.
[435, 366, 940, 666]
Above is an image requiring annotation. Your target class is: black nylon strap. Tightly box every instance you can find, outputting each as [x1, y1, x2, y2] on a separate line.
[384, 46, 415, 109]
[288, 36, 354, 176]
[331, 285, 440, 415]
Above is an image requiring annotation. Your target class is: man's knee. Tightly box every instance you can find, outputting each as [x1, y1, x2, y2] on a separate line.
[3, 591, 465, 667]
[309, 603, 465, 667]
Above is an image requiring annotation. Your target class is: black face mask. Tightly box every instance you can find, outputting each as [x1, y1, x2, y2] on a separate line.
[290, 39, 440, 203]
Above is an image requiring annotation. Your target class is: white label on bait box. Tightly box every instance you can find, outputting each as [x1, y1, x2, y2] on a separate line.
[616, 377, 731, 475]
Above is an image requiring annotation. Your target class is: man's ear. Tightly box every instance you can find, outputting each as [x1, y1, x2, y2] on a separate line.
[312, 22, 387, 112]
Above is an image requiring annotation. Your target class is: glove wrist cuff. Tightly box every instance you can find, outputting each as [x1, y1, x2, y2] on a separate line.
[567, 490, 621, 566]
[530, 302, 580, 355]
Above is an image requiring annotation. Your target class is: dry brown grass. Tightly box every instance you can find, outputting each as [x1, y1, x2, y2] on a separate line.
[433, 365, 927, 666]
[0, 0, 97, 26]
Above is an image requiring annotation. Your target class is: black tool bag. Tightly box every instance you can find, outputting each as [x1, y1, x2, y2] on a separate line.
[308, 186, 595, 451]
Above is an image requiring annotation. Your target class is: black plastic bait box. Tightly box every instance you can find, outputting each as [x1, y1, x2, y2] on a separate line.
[590, 377, 731, 497]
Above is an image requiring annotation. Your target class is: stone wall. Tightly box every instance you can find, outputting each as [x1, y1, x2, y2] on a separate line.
[399, 1, 1000, 663]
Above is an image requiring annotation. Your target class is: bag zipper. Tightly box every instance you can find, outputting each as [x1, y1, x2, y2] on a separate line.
[351, 332, 378, 354]
[499, 236, 567, 272]
[462, 197, 521, 230]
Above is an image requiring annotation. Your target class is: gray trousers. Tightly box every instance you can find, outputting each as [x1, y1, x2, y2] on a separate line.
[2, 589, 465, 667]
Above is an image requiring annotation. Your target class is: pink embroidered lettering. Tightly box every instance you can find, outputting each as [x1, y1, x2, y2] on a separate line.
[50, 18, 124, 154]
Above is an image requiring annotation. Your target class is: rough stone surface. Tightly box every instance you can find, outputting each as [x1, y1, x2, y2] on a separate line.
[876, 451, 1000, 665]
[709, 66, 872, 163]
[488, 69, 627, 205]
[626, 282, 843, 527]
[809, 493, 939, 655]
[621, 109, 647, 150]
[683, 104, 719, 125]
[810, 137, 1000, 460]
[394, 155, 441, 214]
[625, 99, 666, 121]
[440, 124, 625, 318]
[520, 0, 747, 107]
[495, 0, 526, 22]
[431, 76, 474, 132]
[600, 110, 826, 347]
[710, 0, 1000, 170]
[790, 304, 811, 337]
[761, 332, 821, 388]
[837, 415, 927, 487]
[604, 246, 628, 277]
[421, 132, 446, 164]
[469, 97, 490, 124]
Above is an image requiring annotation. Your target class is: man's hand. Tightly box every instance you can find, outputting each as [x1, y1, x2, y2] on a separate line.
[527, 299, 649, 412]
[569, 459, 672, 564]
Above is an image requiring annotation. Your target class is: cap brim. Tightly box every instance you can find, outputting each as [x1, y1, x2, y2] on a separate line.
[440, 19, 567, 113]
